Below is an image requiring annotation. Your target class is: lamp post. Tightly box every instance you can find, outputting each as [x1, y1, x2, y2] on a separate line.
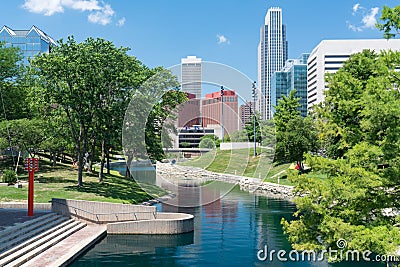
[252, 81, 257, 157]
[220, 86, 225, 142]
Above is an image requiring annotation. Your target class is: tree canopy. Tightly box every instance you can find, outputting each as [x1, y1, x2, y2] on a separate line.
[273, 90, 317, 163]
[282, 48, 400, 258]
[31, 36, 149, 185]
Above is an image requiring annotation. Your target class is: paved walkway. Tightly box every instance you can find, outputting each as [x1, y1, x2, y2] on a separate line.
[0, 208, 50, 231]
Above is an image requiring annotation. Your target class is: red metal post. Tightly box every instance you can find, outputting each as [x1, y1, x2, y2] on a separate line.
[28, 170, 34, 216]
[25, 158, 38, 217]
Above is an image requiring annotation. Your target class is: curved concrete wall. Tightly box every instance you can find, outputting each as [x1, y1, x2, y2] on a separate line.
[51, 198, 156, 223]
[107, 212, 194, 234]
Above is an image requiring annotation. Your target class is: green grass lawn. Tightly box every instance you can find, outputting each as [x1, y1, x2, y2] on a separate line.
[262, 162, 293, 185]
[179, 147, 276, 179]
[179, 148, 329, 186]
[0, 158, 166, 204]
[262, 163, 329, 186]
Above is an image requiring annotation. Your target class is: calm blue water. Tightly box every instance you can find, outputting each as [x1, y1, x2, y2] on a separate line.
[71, 185, 384, 267]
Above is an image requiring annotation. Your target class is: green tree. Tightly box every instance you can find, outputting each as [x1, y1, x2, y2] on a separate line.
[199, 134, 220, 148]
[31, 36, 146, 186]
[376, 5, 400, 39]
[244, 114, 261, 144]
[199, 137, 216, 149]
[316, 49, 391, 158]
[273, 90, 316, 163]
[122, 69, 187, 178]
[259, 119, 276, 147]
[229, 130, 248, 142]
[273, 90, 301, 133]
[275, 117, 317, 164]
[282, 49, 400, 258]
[0, 42, 29, 121]
[0, 118, 47, 158]
[145, 89, 187, 161]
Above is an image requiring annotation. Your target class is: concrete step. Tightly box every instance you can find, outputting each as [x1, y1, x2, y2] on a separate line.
[20, 225, 107, 267]
[0, 218, 74, 259]
[0, 213, 56, 240]
[0, 215, 69, 253]
[0, 220, 86, 266]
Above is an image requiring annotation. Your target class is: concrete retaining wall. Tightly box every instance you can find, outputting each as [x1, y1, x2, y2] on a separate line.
[51, 198, 156, 223]
[220, 142, 259, 150]
[107, 212, 194, 234]
[0, 202, 52, 210]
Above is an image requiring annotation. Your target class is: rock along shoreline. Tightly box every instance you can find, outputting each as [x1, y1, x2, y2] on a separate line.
[155, 162, 295, 201]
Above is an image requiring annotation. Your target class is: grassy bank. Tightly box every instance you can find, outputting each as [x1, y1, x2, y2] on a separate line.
[178, 148, 328, 186]
[0, 158, 166, 204]
[178, 147, 290, 181]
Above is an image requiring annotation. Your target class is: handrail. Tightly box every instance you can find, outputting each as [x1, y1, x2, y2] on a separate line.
[52, 200, 157, 223]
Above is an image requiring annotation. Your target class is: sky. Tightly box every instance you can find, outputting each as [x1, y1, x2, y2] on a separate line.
[1, 0, 399, 88]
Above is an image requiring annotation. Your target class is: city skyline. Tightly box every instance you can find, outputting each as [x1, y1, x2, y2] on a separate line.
[0, 1, 398, 83]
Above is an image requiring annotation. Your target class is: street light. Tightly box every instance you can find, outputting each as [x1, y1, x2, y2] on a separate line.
[220, 85, 225, 142]
[252, 81, 257, 156]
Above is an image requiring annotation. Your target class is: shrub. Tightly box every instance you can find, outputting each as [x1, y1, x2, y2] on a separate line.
[2, 169, 17, 184]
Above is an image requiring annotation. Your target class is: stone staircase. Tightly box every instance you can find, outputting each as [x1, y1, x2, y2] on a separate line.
[0, 212, 86, 267]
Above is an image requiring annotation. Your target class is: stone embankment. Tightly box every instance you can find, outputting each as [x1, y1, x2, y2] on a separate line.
[156, 162, 295, 200]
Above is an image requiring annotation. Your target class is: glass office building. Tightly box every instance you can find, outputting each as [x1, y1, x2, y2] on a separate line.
[0, 25, 56, 64]
[271, 53, 309, 117]
[257, 7, 288, 120]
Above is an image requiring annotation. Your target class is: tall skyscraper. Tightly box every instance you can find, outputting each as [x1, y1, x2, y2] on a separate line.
[257, 7, 288, 120]
[181, 56, 202, 99]
[271, 53, 309, 117]
[0, 25, 56, 65]
[307, 39, 400, 109]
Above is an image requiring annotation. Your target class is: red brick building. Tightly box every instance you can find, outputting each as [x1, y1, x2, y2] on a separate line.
[202, 90, 239, 137]
[177, 93, 201, 127]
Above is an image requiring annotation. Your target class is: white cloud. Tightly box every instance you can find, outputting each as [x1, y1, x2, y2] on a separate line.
[348, 4, 379, 32]
[22, 0, 116, 25]
[22, 0, 64, 16]
[217, 34, 230, 45]
[88, 4, 115, 25]
[347, 22, 362, 32]
[117, 17, 126, 27]
[352, 3, 361, 14]
[67, 0, 101, 11]
[362, 7, 379, 29]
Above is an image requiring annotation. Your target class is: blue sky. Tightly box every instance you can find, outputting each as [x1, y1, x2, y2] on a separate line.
[1, 0, 399, 83]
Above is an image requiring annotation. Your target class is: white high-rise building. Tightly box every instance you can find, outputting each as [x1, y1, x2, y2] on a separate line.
[257, 7, 288, 120]
[181, 56, 202, 99]
[307, 39, 400, 108]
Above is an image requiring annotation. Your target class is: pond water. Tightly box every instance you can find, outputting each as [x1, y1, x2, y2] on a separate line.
[71, 183, 384, 266]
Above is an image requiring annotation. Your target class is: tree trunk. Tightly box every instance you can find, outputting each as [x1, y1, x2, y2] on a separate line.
[77, 125, 87, 187]
[52, 152, 57, 166]
[106, 147, 110, 174]
[126, 153, 133, 178]
[99, 139, 105, 182]
[87, 138, 95, 174]
[77, 148, 83, 187]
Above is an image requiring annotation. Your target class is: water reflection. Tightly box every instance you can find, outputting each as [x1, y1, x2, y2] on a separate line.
[73, 171, 384, 266]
